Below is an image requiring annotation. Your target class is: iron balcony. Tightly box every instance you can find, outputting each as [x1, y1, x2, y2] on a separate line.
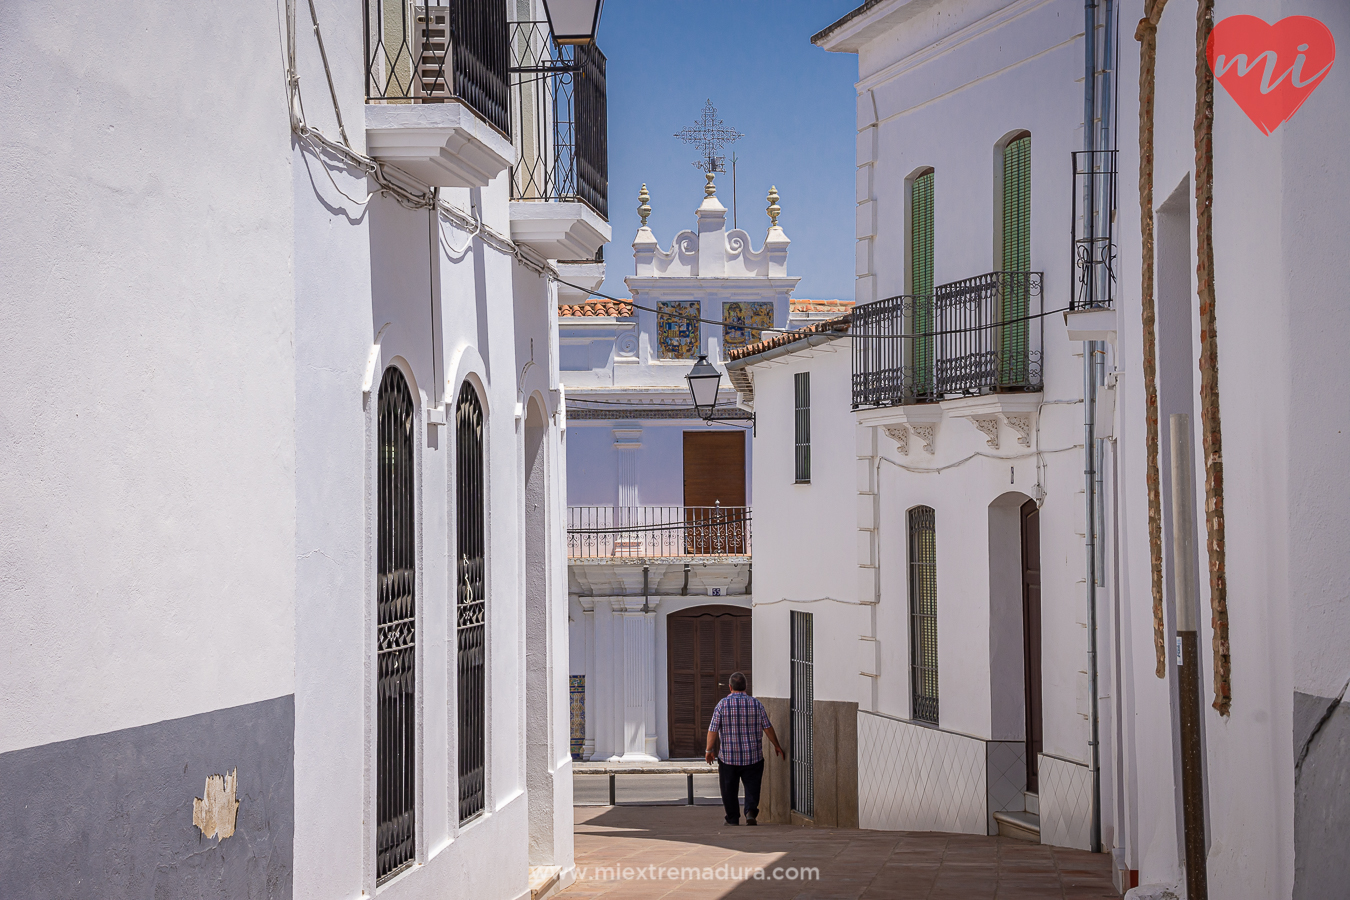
[852, 271, 1044, 409]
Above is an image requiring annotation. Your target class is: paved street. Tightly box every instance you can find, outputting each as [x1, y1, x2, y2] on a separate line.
[558, 804, 1118, 900]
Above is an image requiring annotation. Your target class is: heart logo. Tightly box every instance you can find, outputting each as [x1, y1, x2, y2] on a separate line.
[1207, 15, 1336, 135]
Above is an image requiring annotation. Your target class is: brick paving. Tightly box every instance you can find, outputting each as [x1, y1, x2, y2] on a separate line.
[558, 805, 1119, 900]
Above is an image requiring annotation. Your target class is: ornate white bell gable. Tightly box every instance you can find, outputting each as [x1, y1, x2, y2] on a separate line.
[632, 174, 791, 278]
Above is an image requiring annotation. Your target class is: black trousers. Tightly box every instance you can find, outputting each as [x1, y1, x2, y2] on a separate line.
[717, 758, 764, 824]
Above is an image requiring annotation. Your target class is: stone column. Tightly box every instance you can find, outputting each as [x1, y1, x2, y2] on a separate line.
[613, 428, 641, 508]
[614, 596, 660, 762]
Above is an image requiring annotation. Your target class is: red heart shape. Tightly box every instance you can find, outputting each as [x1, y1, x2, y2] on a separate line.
[1207, 15, 1336, 135]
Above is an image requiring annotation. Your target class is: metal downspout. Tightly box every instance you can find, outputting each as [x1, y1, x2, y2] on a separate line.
[1082, 0, 1105, 856]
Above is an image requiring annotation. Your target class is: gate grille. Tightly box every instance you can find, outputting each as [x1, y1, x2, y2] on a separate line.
[790, 610, 814, 818]
[908, 506, 939, 725]
[376, 367, 416, 881]
[456, 382, 487, 822]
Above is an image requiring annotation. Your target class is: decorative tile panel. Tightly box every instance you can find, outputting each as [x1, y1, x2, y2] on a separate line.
[985, 740, 1027, 835]
[857, 710, 986, 835]
[570, 675, 586, 760]
[1039, 753, 1093, 850]
[721, 301, 774, 354]
[657, 301, 700, 359]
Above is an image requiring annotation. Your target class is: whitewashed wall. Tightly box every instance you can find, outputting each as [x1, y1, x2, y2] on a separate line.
[1111, 1, 1350, 896]
[0, 0, 298, 756]
[745, 341, 868, 708]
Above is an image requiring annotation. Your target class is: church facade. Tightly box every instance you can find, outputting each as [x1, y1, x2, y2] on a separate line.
[562, 178, 803, 761]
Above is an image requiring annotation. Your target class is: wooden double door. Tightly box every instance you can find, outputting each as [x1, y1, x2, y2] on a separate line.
[667, 606, 752, 758]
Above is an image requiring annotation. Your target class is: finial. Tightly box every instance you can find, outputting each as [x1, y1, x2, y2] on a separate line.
[637, 183, 652, 226]
[705, 172, 717, 198]
[767, 186, 781, 227]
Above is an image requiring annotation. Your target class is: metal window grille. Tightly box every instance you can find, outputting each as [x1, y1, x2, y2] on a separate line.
[790, 610, 814, 817]
[908, 506, 938, 724]
[376, 367, 417, 882]
[455, 382, 487, 823]
[364, 0, 510, 136]
[508, 20, 608, 220]
[1071, 149, 1118, 309]
[793, 372, 811, 483]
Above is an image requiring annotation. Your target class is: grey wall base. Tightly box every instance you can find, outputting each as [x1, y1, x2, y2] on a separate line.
[0, 695, 294, 900]
[757, 697, 858, 829]
[1294, 690, 1350, 900]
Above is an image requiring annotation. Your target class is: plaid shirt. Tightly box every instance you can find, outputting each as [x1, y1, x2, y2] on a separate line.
[708, 692, 771, 765]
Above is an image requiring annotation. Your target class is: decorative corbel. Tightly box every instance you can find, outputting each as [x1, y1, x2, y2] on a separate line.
[883, 423, 910, 456]
[971, 416, 1000, 450]
[1004, 413, 1034, 447]
[910, 423, 937, 455]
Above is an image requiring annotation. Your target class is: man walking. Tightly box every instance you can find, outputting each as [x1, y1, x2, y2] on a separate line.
[705, 672, 785, 825]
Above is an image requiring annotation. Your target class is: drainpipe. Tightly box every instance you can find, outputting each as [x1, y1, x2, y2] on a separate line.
[1082, 0, 1105, 856]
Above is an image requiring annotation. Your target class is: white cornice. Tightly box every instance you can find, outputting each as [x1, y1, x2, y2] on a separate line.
[853, 0, 1065, 95]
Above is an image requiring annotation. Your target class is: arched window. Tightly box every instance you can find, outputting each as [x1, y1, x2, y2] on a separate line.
[455, 381, 487, 823]
[376, 366, 416, 881]
[999, 134, 1032, 385]
[908, 169, 936, 399]
[908, 506, 938, 724]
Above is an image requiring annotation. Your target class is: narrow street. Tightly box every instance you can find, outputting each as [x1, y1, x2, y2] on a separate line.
[559, 781, 1117, 900]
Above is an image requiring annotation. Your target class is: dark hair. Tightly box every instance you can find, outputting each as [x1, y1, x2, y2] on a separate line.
[728, 672, 748, 692]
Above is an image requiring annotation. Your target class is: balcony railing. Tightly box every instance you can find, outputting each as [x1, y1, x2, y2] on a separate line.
[509, 21, 608, 219]
[364, 0, 510, 135]
[567, 506, 750, 559]
[852, 272, 1043, 409]
[1071, 150, 1117, 310]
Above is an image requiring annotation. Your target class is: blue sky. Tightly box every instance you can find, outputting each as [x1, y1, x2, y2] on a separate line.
[595, 0, 862, 302]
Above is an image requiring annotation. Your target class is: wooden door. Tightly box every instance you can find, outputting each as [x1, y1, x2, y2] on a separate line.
[683, 432, 747, 554]
[667, 606, 753, 758]
[1021, 499, 1043, 793]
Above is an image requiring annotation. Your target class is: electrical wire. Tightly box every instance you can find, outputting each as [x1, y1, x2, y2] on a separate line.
[551, 275, 1072, 342]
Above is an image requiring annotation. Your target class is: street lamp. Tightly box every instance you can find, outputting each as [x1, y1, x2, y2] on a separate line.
[685, 355, 722, 421]
[543, 0, 604, 45]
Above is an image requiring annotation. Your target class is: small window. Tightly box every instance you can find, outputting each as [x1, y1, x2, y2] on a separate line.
[790, 610, 814, 817]
[908, 506, 938, 724]
[793, 372, 810, 483]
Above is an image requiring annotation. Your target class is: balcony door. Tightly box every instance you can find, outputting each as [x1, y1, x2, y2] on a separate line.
[667, 606, 752, 758]
[683, 431, 746, 554]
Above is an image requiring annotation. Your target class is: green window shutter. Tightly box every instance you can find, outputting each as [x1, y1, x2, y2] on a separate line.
[1001, 136, 1031, 273]
[910, 171, 935, 296]
[1000, 137, 1031, 385]
[910, 171, 935, 398]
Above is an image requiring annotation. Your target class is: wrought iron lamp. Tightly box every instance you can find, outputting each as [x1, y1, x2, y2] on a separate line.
[686, 355, 723, 421]
[543, 0, 604, 44]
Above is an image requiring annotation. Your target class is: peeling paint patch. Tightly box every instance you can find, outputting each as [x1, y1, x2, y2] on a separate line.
[192, 769, 240, 840]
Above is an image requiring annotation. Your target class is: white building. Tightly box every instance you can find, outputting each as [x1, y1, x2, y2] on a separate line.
[733, 1, 1350, 898]
[0, 2, 607, 898]
[735, 0, 1100, 844]
[561, 179, 802, 761]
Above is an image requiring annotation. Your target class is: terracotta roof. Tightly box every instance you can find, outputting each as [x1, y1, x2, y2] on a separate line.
[790, 298, 855, 314]
[558, 298, 634, 318]
[725, 312, 852, 362]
